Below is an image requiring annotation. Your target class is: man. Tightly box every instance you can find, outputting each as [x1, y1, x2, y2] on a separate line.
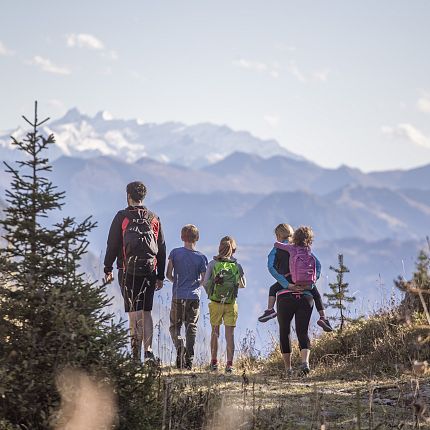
[104, 181, 166, 362]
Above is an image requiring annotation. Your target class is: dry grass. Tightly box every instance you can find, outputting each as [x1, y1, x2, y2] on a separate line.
[161, 367, 430, 429]
[159, 310, 430, 429]
[259, 311, 430, 379]
[310, 311, 430, 379]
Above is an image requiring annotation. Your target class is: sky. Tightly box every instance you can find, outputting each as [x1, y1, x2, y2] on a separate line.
[1, 0, 430, 172]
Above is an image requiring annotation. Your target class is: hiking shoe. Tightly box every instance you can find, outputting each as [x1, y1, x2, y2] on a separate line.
[298, 363, 310, 376]
[317, 317, 334, 332]
[210, 362, 219, 372]
[225, 365, 234, 374]
[258, 309, 277, 323]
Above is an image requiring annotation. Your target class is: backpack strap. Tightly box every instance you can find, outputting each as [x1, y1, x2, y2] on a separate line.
[121, 216, 130, 270]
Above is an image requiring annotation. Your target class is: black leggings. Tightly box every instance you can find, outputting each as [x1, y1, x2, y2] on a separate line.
[277, 293, 314, 353]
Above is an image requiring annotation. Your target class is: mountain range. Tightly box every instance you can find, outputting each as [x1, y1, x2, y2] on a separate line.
[32, 151, 428, 250]
[0, 109, 429, 339]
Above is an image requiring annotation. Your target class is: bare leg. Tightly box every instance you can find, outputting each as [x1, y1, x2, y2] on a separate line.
[300, 348, 310, 364]
[211, 326, 220, 361]
[282, 352, 292, 371]
[267, 296, 276, 310]
[128, 310, 144, 360]
[225, 326, 235, 363]
[143, 311, 153, 352]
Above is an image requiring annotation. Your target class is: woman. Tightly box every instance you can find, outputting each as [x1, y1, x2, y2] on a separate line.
[273, 226, 321, 376]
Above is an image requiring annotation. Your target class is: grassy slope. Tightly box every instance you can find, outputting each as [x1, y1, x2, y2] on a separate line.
[162, 369, 430, 429]
[161, 313, 430, 429]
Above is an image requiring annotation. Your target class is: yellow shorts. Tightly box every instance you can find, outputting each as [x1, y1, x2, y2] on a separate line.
[208, 301, 238, 327]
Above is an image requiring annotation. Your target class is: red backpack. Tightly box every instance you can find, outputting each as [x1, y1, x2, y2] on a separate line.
[274, 242, 317, 285]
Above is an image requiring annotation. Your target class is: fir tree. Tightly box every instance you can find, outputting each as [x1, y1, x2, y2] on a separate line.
[0, 103, 160, 429]
[324, 253, 356, 332]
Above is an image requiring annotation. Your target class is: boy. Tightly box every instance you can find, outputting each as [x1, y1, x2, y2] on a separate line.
[203, 236, 246, 374]
[166, 224, 207, 370]
[258, 223, 332, 332]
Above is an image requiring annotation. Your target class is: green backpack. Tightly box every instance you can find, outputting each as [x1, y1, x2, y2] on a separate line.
[208, 260, 240, 304]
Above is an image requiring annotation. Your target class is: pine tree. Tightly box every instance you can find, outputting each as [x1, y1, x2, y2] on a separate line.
[324, 253, 356, 332]
[0, 103, 160, 429]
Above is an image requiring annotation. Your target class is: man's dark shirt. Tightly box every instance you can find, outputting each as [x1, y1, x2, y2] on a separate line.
[103, 205, 166, 280]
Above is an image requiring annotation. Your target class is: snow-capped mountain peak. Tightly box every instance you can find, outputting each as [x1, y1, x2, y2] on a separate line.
[0, 108, 303, 167]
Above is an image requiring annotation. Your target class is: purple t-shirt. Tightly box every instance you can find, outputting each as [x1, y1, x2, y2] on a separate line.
[169, 247, 208, 300]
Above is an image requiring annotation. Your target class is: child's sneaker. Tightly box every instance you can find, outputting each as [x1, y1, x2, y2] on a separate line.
[225, 365, 234, 374]
[286, 368, 294, 378]
[317, 317, 333, 332]
[210, 361, 218, 372]
[258, 309, 277, 322]
[298, 363, 310, 376]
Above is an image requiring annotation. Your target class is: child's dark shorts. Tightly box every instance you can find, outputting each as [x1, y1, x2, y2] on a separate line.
[269, 282, 284, 297]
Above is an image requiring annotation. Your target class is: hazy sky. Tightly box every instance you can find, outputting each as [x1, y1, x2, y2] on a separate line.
[1, 0, 430, 171]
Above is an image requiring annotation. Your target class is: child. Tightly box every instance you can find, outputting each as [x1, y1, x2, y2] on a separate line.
[258, 223, 332, 332]
[166, 224, 208, 370]
[203, 236, 246, 374]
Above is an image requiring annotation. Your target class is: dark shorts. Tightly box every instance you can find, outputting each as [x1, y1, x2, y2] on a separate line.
[118, 269, 156, 312]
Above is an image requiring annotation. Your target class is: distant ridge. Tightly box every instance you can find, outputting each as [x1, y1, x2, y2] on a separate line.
[203, 151, 430, 193]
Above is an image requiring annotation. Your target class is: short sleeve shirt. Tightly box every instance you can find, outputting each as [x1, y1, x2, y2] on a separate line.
[169, 247, 208, 300]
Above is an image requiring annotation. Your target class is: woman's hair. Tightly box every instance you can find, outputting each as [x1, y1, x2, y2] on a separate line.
[292, 226, 314, 247]
[181, 224, 199, 243]
[274, 223, 294, 241]
[216, 236, 237, 259]
[126, 181, 147, 202]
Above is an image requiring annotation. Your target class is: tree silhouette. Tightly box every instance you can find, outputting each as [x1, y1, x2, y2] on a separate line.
[324, 254, 355, 332]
